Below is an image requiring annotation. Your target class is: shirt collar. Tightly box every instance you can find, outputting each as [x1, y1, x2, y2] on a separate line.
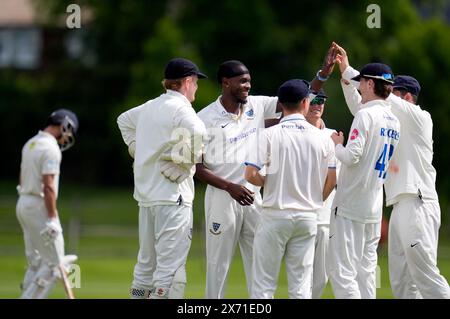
[280, 113, 306, 123]
[166, 89, 191, 106]
[38, 130, 58, 143]
[215, 95, 243, 120]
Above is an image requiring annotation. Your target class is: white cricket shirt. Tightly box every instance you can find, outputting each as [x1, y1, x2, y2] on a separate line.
[341, 66, 438, 206]
[246, 114, 336, 213]
[117, 90, 206, 207]
[197, 95, 278, 191]
[317, 126, 340, 225]
[18, 131, 62, 198]
[332, 73, 401, 223]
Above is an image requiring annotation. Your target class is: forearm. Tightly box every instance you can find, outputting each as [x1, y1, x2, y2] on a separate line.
[43, 185, 58, 219]
[310, 76, 326, 93]
[323, 169, 337, 201]
[194, 163, 232, 190]
[246, 173, 265, 187]
[244, 165, 265, 187]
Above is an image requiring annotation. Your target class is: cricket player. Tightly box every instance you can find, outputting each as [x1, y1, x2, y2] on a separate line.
[195, 60, 280, 299]
[17, 109, 79, 299]
[334, 44, 450, 299]
[245, 79, 336, 299]
[305, 90, 340, 299]
[327, 55, 401, 298]
[387, 76, 450, 299]
[117, 58, 207, 299]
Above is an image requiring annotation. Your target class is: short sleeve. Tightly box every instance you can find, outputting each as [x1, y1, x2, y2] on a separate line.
[41, 148, 61, 175]
[251, 96, 278, 120]
[245, 129, 270, 170]
[326, 138, 337, 169]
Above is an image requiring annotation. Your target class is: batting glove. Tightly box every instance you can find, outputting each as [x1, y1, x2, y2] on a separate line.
[40, 217, 62, 246]
[160, 161, 193, 184]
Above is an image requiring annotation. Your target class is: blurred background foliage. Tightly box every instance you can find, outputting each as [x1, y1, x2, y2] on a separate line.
[1, 0, 450, 226]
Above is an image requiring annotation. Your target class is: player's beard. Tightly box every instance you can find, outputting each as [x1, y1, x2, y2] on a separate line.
[231, 90, 249, 105]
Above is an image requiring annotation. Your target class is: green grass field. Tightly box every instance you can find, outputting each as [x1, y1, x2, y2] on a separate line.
[1, 181, 450, 299]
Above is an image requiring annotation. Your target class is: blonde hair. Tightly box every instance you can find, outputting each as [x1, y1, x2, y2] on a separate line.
[162, 78, 185, 91]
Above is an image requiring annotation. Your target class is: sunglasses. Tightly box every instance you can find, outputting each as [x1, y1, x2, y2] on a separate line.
[310, 97, 326, 105]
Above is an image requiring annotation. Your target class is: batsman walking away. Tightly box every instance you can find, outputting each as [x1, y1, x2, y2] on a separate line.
[16, 109, 79, 299]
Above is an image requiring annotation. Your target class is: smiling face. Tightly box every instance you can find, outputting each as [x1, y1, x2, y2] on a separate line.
[306, 97, 325, 121]
[223, 73, 251, 104]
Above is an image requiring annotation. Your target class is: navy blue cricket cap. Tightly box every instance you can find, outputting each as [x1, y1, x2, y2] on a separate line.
[351, 63, 394, 84]
[47, 109, 79, 135]
[393, 75, 421, 96]
[164, 58, 207, 80]
[315, 89, 328, 99]
[277, 79, 311, 104]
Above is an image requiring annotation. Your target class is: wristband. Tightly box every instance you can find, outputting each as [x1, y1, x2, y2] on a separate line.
[316, 70, 329, 82]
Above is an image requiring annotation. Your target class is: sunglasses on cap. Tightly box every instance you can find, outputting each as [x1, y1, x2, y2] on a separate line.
[310, 97, 326, 105]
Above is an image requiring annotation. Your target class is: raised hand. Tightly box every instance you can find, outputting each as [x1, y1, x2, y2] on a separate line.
[226, 183, 255, 206]
[332, 42, 349, 73]
[320, 43, 339, 79]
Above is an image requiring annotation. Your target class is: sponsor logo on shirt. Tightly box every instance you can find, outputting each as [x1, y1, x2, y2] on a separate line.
[383, 114, 396, 121]
[350, 128, 359, 140]
[229, 127, 257, 143]
[380, 128, 399, 140]
[281, 124, 305, 130]
[221, 122, 231, 129]
[209, 222, 221, 235]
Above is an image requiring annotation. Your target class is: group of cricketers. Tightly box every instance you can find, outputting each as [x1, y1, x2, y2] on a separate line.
[16, 41, 450, 299]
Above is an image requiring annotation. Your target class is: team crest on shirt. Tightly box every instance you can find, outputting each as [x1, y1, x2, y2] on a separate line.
[245, 109, 255, 119]
[209, 222, 222, 235]
[350, 128, 359, 140]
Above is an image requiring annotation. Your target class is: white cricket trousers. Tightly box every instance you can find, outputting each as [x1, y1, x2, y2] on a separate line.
[312, 224, 329, 299]
[327, 213, 380, 299]
[16, 195, 65, 269]
[251, 210, 317, 299]
[132, 204, 192, 291]
[205, 186, 261, 299]
[388, 196, 450, 299]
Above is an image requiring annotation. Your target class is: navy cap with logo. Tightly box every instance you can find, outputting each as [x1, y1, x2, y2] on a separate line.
[393, 75, 421, 96]
[47, 109, 79, 135]
[351, 63, 394, 84]
[277, 79, 311, 104]
[164, 58, 207, 80]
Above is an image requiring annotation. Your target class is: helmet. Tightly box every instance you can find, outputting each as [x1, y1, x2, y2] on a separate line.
[47, 109, 79, 151]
